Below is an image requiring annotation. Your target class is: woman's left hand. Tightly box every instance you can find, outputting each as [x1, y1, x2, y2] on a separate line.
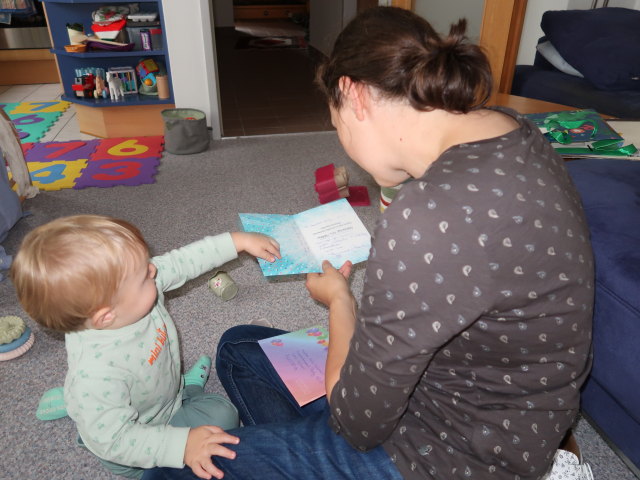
[305, 260, 353, 308]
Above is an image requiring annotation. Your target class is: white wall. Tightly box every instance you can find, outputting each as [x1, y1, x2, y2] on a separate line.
[163, 0, 222, 138]
[212, 0, 234, 28]
[413, 0, 483, 42]
[516, 0, 640, 65]
[309, 0, 357, 56]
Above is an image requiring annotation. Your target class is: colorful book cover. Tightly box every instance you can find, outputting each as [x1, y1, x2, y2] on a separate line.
[239, 198, 371, 276]
[524, 109, 623, 144]
[258, 325, 329, 406]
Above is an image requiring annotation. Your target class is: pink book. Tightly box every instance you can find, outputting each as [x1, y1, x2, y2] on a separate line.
[258, 325, 329, 406]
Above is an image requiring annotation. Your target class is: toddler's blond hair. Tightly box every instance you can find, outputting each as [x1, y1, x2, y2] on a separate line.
[11, 215, 149, 332]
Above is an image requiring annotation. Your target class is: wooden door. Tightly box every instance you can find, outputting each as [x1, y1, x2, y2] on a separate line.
[479, 0, 528, 95]
[388, 0, 527, 96]
[391, 0, 414, 9]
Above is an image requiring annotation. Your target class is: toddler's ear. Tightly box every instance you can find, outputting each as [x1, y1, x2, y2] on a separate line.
[90, 307, 116, 330]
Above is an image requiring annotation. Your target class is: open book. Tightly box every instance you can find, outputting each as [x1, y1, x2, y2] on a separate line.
[239, 198, 371, 276]
[258, 325, 329, 406]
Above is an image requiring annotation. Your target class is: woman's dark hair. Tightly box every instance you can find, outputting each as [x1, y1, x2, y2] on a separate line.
[316, 7, 493, 113]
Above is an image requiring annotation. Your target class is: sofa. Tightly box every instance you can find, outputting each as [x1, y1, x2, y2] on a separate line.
[565, 158, 640, 475]
[511, 7, 640, 119]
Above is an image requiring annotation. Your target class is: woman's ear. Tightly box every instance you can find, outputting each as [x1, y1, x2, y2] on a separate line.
[338, 76, 367, 121]
[89, 307, 116, 330]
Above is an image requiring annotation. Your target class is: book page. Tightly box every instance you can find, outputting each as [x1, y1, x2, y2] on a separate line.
[238, 213, 316, 276]
[294, 198, 371, 270]
[239, 199, 371, 276]
[258, 325, 329, 406]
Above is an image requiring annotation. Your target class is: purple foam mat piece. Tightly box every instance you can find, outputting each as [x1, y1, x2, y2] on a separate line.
[74, 156, 160, 189]
[26, 140, 100, 163]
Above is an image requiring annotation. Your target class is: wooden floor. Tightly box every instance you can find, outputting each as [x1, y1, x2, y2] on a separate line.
[215, 19, 332, 137]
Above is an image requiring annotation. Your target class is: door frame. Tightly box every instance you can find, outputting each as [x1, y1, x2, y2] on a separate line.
[392, 0, 528, 96]
[479, 0, 528, 95]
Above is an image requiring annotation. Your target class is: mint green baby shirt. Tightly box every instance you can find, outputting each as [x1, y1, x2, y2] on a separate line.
[64, 233, 237, 469]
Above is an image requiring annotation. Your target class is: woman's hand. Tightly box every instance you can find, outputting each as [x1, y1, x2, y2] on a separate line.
[307, 260, 357, 400]
[305, 260, 353, 308]
[184, 425, 239, 479]
[231, 232, 281, 262]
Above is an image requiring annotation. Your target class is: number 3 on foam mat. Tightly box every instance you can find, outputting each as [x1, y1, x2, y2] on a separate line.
[74, 157, 160, 189]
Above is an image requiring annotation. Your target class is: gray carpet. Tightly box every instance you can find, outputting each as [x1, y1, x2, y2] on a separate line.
[0, 131, 636, 479]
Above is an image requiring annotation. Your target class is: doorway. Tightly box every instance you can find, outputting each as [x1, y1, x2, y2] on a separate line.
[215, 1, 332, 137]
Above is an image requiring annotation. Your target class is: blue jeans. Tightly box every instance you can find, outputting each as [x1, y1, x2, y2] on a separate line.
[142, 325, 403, 480]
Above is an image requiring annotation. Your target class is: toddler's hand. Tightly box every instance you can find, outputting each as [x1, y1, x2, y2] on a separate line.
[184, 425, 239, 480]
[231, 232, 281, 262]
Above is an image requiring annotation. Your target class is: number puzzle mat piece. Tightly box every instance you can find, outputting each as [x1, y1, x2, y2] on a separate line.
[25, 160, 88, 191]
[1, 101, 71, 143]
[4, 126, 164, 190]
[25, 140, 100, 162]
[6, 101, 71, 114]
[74, 157, 161, 189]
[90, 136, 165, 160]
[21, 142, 35, 155]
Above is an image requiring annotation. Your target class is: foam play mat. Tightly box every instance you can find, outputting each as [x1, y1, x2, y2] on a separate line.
[20, 137, 164, 191]
[0, 101, 71, 143]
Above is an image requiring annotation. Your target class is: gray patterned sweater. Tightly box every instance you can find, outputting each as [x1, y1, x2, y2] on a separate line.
[328, 108, 594, 480]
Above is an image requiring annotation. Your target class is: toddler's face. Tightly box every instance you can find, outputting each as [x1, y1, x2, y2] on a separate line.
[110, 256, 158, 329]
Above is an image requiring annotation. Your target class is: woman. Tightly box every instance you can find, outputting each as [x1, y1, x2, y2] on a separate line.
[143, 7, 594, 480]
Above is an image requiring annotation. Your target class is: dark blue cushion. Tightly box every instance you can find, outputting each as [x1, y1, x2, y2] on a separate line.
[541, 8, 640, 91]
[566, 160, 640, 318]
[567, 159, 640, 470]
[511, 65, 640, 119]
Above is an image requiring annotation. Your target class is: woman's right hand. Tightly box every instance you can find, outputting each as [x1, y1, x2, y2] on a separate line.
[305, 260, 353, 308]
[184, 425, 239, 479]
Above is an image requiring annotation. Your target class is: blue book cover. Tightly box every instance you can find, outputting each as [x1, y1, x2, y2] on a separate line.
[239, 198, 371, 276]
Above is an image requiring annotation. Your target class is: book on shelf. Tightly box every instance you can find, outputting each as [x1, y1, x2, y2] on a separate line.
[258, 325, 329, 406]
[239, 198, 371, 276]
[525, 109, 638, 159]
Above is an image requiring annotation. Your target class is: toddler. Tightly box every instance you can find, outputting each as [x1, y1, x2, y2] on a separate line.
[11, 214, 280, 479]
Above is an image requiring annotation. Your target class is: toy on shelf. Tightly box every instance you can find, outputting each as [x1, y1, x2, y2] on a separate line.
[108, 66, 138, 96]
[72, 68, 95, 99]
[106, 71, 125, 101]
[72, 67, 109, 99]
[94, 68, 108, 99]
[136, 58, 166, 96]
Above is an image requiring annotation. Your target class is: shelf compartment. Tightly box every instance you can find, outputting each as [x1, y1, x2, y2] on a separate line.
[61, 93, 173, 107]
[74, 102, 174, 137]
[43, 0, 173, 114]
[52, 48, 165, 58]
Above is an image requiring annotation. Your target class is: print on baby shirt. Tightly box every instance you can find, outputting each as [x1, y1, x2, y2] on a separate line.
[148, 323, 168, 365]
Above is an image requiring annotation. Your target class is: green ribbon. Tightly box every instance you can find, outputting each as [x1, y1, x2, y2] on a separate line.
[555, 140, 638, 157]
[543, 111, 637, 156]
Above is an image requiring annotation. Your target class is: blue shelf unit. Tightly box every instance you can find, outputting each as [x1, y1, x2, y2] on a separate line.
[42, 0, 173, 107]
